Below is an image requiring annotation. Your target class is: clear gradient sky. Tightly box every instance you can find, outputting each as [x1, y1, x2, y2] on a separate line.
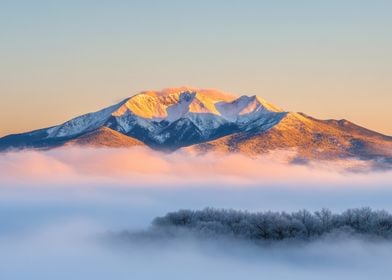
[0, 0, 391, 136]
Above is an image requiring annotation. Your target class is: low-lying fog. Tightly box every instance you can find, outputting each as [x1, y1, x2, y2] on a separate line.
[1, 147, 392, 279]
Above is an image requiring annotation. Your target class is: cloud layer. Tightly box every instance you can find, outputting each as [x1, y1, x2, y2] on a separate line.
[1, 147, 391, 188]
[1, 147, 392, 280]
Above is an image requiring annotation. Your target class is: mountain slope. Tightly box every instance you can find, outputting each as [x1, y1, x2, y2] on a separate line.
[188, 112, 392, 162]
[0, 87, 284, 151]
[0, 87, 390, 166]
[66, 127, 145, 148]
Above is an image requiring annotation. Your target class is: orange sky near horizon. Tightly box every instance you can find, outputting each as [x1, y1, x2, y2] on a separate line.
[0, 1, 391, 136]
[0, 82, 391, 137]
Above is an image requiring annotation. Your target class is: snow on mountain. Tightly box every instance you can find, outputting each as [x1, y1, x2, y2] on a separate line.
[47, 101, 126, 138]
[188, 111, 392, 165]
[42, 87, 283, 144]
[166, 92, 197, 121]
[216, 95, 282, 124]
[0, 86, 391, 167]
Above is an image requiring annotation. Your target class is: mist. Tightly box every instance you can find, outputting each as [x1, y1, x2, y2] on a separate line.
[1, 147, 392, 279]
[1, 146, 391, 187]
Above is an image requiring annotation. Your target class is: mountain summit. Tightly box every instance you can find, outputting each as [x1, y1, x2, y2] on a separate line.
[1, 87, 391, 165]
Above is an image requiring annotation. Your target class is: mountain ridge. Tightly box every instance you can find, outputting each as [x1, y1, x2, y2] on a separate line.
[0, 87, 391, 166]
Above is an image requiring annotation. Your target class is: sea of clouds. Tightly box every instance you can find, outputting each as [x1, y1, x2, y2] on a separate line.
[1, 147, 392, 279]
[1, 146, 390, 186]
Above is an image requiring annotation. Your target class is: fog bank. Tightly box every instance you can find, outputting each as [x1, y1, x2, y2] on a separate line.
[0, 147, 391, 188]
[1, 147, 392, 279]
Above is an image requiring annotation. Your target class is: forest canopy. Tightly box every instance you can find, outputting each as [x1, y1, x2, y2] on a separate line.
[140, 208, 392, 241]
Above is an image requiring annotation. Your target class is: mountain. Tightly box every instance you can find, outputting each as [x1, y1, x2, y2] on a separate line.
[188, 112, 392, 163]
[65, 127, 145, 148]
[0, 87, 391, 166]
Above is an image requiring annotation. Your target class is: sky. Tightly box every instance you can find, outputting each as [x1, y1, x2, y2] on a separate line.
[0, 0, 391, 136]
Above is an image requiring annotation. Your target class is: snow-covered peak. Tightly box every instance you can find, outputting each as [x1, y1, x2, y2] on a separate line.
[45, 87, 284, 139]
[143, 87, 236, 101]
[166, 92, 196, 121]
[112, 88, 281, 121]
[255, 96, 282, 112]
[111, 87, 237, 120]
[216, 95, 282, 122]
[47, 101, 126, 138]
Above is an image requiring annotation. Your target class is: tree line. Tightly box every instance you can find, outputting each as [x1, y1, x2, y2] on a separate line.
[151, 207, 392, 241]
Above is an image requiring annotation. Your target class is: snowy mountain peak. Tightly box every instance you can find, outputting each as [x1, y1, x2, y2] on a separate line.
[41, 87, 285, 144]
[143, 86, 236, 100]
[112, 87, 281, 122]
[2, 86, 390, 166]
